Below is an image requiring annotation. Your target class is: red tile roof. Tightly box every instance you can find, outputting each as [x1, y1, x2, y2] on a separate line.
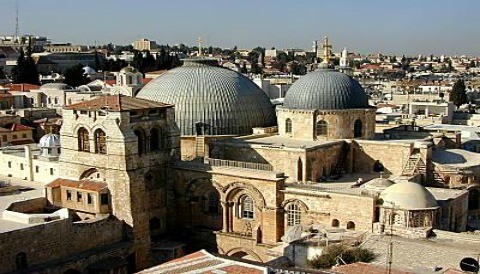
[65, 94, 172, 111]
[5, 83, 41, 92]
[142, 78, 153, 84]
[10, 139, 34, 145]
[46, 178, 108, 192]
[10, 124, 33, 131]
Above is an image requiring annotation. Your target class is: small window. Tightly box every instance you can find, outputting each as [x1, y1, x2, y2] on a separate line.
[354, 119, 363, 138]
[100, 193, 109, 205]
[87, 193, 93, 204]
[12, 134, 17, 140]
[66, 190, 72, 201]
[77, 192, 83, 202]
[2, 135, 6, 142]
[287, 203, 301, 226]
[22, 134, 27, 138]
[50, 168, 54, 175]
[8, 161, 11, 168]
[20, 163, 24, 170]
[240, 195, 254, 219]
[316, 120, 328, 137]
[35, 166, 39, 173]
[285, 118, 292, 134]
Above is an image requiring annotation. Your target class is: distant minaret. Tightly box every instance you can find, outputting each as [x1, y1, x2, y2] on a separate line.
[321, 36, 332, 67]
[340, 47, 348, 67]
[196, 37, 203, 57]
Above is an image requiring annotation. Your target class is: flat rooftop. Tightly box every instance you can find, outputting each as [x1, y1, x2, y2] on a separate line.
[213, 134, 345, 150]
[0, 176, 45, 233]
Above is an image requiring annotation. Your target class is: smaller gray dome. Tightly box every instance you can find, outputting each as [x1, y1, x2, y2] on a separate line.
[283, 69, 369, 110]
[363, 178, 395, 192]
[39, 133, 60, 148]
[120, 65, 139, 74]
[40, 83, 74, 91]
[83, 66, 96, 75]
[380, 181, 438, 209]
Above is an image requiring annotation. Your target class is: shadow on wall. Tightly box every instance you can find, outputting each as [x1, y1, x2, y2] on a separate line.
[352, 143, 393, 175]
[209, 140, 270, 165]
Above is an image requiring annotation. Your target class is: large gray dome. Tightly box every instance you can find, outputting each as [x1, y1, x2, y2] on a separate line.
[136, 59, 276, 135]
[283, 69, 369, 110]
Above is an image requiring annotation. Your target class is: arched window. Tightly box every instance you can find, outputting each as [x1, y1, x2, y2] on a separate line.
[94, 129, 107, 154]
[240, 195, 254, 219]
[316, 120, 328, 137]
[16, 252, 27, 270]
[285, 118, 292, 134]
[286, 203, 301, 226]
[134, 129, 146, 156]
[354, 119, 363, 138]
[331, 219, 340, 227]
[206, 191, 220, 214]
[347, 221, 356, 230]
[54, 97, 59, 105]
[77, 127, 90, 152]
[150, 128, 160, 151]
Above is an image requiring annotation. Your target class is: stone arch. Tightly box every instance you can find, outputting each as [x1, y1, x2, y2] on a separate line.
[226, 247, 263, 262]
[133, 127, 147, 156]
[281, 199, 309, 211]
[224, 182, 266, 209]
[79, 168, 103, 181]
[185, 178, 222, 201]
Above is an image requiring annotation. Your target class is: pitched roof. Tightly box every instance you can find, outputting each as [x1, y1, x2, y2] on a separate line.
[5, 83, 41, 92]
[10, 124, 33, 131]
[65, 94, 173, 112]
[46, 178, 108, 192]
[137, 250, 267, 274]
[10, 139, 34, 145]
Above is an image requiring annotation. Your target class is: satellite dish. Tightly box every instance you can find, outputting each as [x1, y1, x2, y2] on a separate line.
[460, 257, 479, 273]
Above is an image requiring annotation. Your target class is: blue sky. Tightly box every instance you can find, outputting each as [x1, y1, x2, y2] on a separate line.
[0, 0, 478, 55]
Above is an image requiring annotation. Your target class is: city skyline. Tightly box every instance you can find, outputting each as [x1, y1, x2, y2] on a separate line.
[0, 0, 478, 55]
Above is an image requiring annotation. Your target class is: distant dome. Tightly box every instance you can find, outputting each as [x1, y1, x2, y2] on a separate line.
[363, 178, 395, 192]
[283, 69, 369, 110]
[380, 181, 438, 209]
[39, 133, 60, 148]
[40, 83, 74, 91]
[136, 58, 276, 135]
[83, 66, 96, 75]
[120, 65, 139, 74]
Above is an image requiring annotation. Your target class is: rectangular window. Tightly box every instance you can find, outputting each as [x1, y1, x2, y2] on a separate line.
[12, 135, 17, 140]
[35, 166, 39, 173]
[77, 192, 83, 202]
[20, 163, 24, 170]
[50, 168, 54, 175]
[100, 193, 109, 205]
[8, 161, 11, 168]
[22, 134, 27, 138]
[66, 190, 72, 201]
[2, 135, 6, 142]
[87, 193, 93, 204]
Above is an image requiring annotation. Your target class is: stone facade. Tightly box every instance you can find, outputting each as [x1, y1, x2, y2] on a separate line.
[276, 107, 376, 140]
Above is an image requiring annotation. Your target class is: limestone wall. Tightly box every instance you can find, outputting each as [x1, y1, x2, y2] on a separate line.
[0, 216, 125, 273]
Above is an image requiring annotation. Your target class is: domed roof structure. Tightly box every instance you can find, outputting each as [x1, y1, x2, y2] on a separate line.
[283, 69, 369, 110]
[39, 133, 60, 148]
[120, 65, 139, 74]
[83, 66, 96, 75]
[136, 59, 276, 135]
[363, 178, 395, 192]
[380, 181, 438, 209]
[40, 83, 74, 91]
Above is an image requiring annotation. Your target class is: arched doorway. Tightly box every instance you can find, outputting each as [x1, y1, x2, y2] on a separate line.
[354, 119, 363, 138]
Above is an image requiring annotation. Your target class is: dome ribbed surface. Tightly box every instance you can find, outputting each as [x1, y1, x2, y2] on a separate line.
[283, 69, 369, 110]
[39, 133, 60, 148]
[136, 60, 276, 135]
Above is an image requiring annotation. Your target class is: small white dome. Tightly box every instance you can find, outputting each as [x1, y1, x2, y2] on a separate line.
[363, 178, 395, 192]
[83, 66, 96, 75]
[380, 181, 438, 210]
[40, 83, 74, 91]
[39, 133, 61, 148]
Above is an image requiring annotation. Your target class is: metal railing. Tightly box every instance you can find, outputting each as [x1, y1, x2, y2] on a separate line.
[204, 157, 273, 171]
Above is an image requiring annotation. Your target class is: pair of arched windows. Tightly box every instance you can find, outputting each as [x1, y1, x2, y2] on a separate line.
[135, 127, 165, 156]
[77, 127, 106, 154]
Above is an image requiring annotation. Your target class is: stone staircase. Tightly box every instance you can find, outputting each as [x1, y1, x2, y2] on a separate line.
[195, 136, 205, 158]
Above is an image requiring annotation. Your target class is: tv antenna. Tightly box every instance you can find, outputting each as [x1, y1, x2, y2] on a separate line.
[15, 0, 19, 42]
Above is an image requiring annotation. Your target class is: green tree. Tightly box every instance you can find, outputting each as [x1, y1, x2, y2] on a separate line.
[64, 64, 89, 87]
[307, 244, 376, 269]
[11, 48, 40, 85]
[450, 79, 467, 107]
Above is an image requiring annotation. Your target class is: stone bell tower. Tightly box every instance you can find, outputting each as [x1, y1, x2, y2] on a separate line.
[58, 94, 179, 270]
